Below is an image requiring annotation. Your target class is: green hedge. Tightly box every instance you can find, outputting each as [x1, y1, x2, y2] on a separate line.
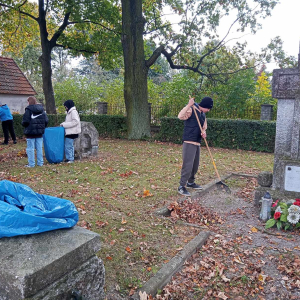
[9, 114, 127, 139]
[9, 115, 275, 152]
[158, 117, 276, 153]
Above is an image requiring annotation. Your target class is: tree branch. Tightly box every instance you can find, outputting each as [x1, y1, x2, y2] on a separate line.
[50, 11, 71, 47]
[55, 43, 97, 54]
[145, 45, 164, 67]
[67, 20, 120, 35]
[0, 2, 38, 21]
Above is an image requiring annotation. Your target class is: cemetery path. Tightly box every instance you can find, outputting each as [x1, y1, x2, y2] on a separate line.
[158, 176, 300, 300]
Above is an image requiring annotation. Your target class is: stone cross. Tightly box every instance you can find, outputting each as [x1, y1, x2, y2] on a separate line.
[271, 44, 300, 194]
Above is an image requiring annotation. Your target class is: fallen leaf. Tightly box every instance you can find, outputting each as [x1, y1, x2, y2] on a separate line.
[251, 227, 258, 233]
[258, 274, 267, 283]
[142, 189, 153, 197]
[221, 275, 230, 282]
[217, 291, 228, 300]
[121, 217, 127, 224]
[139, 291, 148, 300]
[125, 246, 132, 253]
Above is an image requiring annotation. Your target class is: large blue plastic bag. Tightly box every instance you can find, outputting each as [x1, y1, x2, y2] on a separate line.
[43, 127, 65, 163]
[0, 180, 78, 238]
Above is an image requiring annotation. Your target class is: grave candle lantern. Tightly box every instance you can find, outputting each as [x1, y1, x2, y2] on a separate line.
[259, 191, 273, 222]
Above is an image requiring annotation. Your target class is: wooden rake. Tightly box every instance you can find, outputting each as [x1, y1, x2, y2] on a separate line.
[192, 105, 231, 193]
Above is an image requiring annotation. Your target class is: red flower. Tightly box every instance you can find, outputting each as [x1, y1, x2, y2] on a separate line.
[272, 200, 279, 208]
[274, 212, 281, 220]
[294, 199, 300, 206]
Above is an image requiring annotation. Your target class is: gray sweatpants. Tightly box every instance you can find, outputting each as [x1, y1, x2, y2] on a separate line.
[179, 142, 200, 186]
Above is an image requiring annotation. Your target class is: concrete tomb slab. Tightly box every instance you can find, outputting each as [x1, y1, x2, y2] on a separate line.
[0, 226, 105, 300]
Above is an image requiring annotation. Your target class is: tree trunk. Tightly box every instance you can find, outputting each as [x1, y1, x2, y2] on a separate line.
[39, 47, 56, 114]
[38, 0, 56, 114]
[122, 0, 150, 139]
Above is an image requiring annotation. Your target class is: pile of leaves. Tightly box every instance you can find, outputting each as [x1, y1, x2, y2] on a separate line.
[158, 234, 300, 300]
[167, 200, 223, 227]
[266, 199, 300, 231]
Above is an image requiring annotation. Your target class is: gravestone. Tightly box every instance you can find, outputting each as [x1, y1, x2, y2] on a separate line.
[255, 45, 300, 203]
[271, 45, 300, 196]
[0, 226, 105, 300]
[74, 121, 99, 159]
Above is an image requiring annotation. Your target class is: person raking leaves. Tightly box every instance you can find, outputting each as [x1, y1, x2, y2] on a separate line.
[177, 95, 213, 197]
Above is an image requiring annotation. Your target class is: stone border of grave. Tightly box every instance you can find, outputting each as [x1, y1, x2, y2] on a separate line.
[130, 173, 256, 299]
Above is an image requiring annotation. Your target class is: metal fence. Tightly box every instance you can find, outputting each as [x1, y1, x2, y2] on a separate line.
[106, 103, 276, 125]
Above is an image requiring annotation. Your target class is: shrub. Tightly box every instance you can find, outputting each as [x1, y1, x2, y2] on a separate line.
[158, 117, 276, 153]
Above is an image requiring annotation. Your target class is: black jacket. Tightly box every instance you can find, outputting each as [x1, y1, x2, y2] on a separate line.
[22, 104, 48, 137]
[182, 106, 206, 143]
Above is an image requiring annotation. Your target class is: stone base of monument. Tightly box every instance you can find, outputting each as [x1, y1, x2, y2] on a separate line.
[0, 226, 105, 300]
[74, 122, 99, 160]
[254, 171, 300, 207]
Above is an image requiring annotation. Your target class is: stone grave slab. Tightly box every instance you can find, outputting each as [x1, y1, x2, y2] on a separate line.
[0, 226, 104, 300]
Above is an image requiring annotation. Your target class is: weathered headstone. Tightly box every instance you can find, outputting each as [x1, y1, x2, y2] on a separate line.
[74, 121, 99, 159]
[0, 226, 105, 300]
[271, 45, 300, 196]
[255, 45, 300, 203]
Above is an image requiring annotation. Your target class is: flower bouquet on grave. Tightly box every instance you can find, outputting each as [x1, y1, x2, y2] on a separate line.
[265, 199, 300, 231]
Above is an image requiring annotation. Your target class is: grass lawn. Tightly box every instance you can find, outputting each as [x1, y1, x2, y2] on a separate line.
[0, 138, 274, 297]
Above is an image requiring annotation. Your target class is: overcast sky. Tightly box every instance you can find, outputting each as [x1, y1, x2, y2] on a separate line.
[218, 0, 300, 71]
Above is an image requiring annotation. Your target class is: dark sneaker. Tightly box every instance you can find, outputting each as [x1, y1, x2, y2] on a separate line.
[13, 140, 17, 144]
[178, 186, 191, 197]
[1, 142, 8, 145]
[187, 183, 203, 190]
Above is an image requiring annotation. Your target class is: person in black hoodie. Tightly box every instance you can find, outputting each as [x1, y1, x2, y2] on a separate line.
[22, 96, 48, 167]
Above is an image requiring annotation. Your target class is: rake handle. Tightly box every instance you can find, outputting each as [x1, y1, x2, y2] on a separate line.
[192, 106, 222, 182]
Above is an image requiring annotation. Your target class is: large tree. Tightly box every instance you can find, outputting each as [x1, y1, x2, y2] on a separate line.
[0, 0, 121, 113]
[121, 0, 283, 139]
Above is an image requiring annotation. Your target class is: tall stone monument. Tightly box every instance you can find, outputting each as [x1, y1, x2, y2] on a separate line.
[271, 45, 300, 196]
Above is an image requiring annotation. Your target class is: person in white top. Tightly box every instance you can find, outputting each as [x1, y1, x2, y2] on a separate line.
[60, 100, 81, 163]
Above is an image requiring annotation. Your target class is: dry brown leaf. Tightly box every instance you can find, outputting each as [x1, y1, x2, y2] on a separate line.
[217, 291, 228, 300]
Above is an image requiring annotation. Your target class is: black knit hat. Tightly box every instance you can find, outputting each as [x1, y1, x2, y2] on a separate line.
[199, 97, 213, 109]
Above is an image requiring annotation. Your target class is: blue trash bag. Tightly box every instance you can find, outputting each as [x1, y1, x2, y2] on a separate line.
[43, 127, 65, 163]
[0, 180, 78, 238]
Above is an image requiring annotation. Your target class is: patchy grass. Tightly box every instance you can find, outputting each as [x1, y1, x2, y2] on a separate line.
[0, 138, 274, 297]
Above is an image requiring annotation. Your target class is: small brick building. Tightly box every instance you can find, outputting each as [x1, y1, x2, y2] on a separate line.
[0, 56, 36, 114]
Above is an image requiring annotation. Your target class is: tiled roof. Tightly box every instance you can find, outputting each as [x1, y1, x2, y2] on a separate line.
[0, 56, 36, 95]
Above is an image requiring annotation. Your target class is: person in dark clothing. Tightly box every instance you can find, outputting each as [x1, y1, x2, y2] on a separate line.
[177, 96, 213, 196]
[0, 101, 17, 145]
[22, 96, 48, 167]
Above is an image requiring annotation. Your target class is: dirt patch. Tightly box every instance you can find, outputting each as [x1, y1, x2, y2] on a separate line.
[159, 177, 300, 299]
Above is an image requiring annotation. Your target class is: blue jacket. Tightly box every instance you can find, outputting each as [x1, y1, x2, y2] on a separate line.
[0, 105, 13, 122]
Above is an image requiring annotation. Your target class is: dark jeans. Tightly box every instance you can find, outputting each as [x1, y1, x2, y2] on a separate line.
[179, 142, 200, 186]
[2, 119, 16, 144]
